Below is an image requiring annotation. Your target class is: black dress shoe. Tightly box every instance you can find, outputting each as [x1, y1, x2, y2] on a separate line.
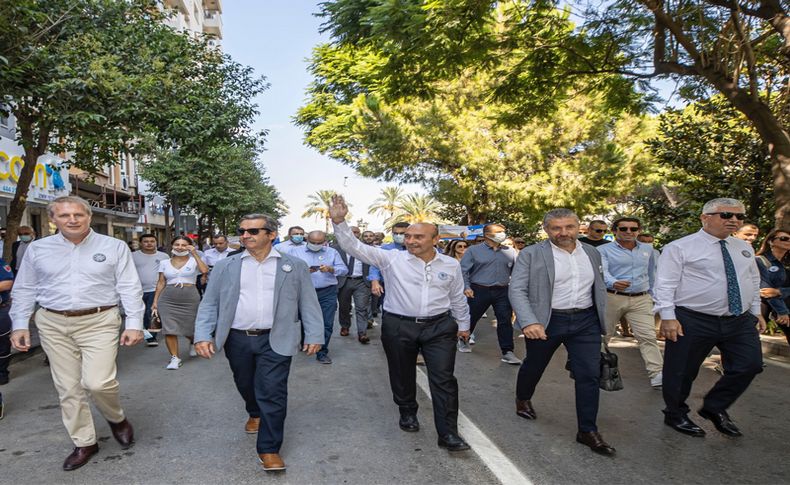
[62, 444, 99, 471]
[399, 414, 420, 432]
[438, 433, 471, 452]
[664, 414, 706, 437]
[108, 419, 135, 449]
[516, 399, 536, 420]
[576, 431, 616, 456]
[698, 408, 742, 437]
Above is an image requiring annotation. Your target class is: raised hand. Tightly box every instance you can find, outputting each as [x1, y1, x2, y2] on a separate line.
[329, 194, 348, 224]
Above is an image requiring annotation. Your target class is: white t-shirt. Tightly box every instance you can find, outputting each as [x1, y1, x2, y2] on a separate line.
[159, 258, 199, 285]
[132, 251, 169, 292]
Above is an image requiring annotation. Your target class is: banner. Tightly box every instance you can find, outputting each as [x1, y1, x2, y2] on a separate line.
[438, 224, 486, 240]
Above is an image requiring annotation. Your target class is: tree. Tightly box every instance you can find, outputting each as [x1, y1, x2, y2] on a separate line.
[386, 193, 444, 225]
[316, 0, 790, 229]
[0, 0, 208, 258]
[302, 189, 341, 233]
[368, 186, 404, 221]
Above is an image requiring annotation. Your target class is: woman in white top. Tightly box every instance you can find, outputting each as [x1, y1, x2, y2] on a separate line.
[152, 236, 209, 369]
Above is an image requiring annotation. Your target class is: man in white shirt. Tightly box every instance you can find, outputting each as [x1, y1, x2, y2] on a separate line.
[509, 208, 615, 456]
[329, 195, 472, 452]
[132, 233, 169, 347]
[10, 196, 144, 471]
[655, 197, 765, 438]
[203, 234, 231, 267]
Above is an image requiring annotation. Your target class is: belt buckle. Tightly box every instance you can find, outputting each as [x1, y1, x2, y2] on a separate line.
[245, 330, 257, 336]
[415, 317, 430, 324]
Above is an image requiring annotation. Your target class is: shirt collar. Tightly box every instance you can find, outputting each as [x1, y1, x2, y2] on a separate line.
[613, 239, 643, 251]
[56, 229, 95, 246]
[240, 247, 281, 261]
[405, 251, 440, 265]
[697, 228, 727, 244]
[550, 240, 583, 255]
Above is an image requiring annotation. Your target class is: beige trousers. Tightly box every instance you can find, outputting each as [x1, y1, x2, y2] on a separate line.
[604, 293, 663, 378]
[35, 307, 125, 447]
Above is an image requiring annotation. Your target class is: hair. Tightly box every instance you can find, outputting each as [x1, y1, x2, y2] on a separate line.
[445, 239, 468, 258]
[171, 235, 193, 246]
[638, 233, 654, 239]
[17, 225, 34, 234]
[737, 223, 759, 232]
[612, 217, 641, 231]
[483, 223, 505, 233]
[756, 228, 790, 261]
[140, 233, 157, 242]
[701, 198, 745, 214]
[212, 234, 227, 241]
[391, 222, 410, 231]
[543, 208, 579, 227]
[287, 225, 304, 235]
[588, 219, 607, 227]
[362, 230, 375, 237]
[47, 196, 92, 218]
[241, 213, 279, 233]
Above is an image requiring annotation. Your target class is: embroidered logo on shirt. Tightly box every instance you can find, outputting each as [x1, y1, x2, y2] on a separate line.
[770, 266, 780, 272]
[741, 250, 751, 258]
[93, 253, 107, 262]
[282, 264, 292, 273]
[3, 265, 10, 272]
[437, 272, 449, 280]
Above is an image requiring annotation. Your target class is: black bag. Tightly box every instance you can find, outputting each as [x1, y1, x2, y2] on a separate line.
[564, 342, 624, 392]
[599, 343, 623, 392]
[149, 309, 162, 333]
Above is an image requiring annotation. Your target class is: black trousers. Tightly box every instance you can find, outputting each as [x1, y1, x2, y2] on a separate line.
[0, 306, 10, 378]
[663, 307, 763, 419]
[515, 307, 602, 432]
[224, 330, 292, 453]
[381, 312, 459, 437]
[467, 284, 514, 353]
[338, 278, 371, 335]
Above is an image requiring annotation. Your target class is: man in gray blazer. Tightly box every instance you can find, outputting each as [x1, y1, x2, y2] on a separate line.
[509, 208, 615, 456]
[194, 213, 324, 472]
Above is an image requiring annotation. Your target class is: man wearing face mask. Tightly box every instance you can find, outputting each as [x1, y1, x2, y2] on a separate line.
[458, 223, 520, 363]
[274, 226, 306, 254]
[289, 231, 348, 364]
[11, 226, 36, 273]
[368, 223, 410, 298]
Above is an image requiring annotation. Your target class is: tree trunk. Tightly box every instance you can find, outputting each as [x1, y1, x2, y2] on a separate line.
[164, 203, 171, 249]
[172, 197, 181, 236]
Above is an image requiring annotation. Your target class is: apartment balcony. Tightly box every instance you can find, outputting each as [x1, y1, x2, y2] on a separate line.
[203, 10, 223, 39]
[163, 0, 188, 12]
[203, 0, 222, 14]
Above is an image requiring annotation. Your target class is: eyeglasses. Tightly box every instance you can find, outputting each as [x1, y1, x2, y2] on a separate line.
[775, 236, 790, 242]
[456, 244, 467, 249]
[617, 227, 640, 232]
[424, 263, 433, 283]
[591, 229, 606, 233]
[236, 227, 271, 236]
[706, 212, 746, 220]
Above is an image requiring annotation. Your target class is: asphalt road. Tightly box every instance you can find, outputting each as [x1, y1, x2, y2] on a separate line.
[1, 313, 788, 484]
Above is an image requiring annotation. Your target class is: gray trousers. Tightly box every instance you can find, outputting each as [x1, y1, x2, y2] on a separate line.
[338, 277, 372, 336]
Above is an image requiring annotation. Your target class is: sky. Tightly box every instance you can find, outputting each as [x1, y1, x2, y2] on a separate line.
[221, 1, 423, 233]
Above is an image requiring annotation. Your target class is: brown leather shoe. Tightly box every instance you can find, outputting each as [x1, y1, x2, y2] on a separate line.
[576, 431, 616, 456]
[108, 419, 134, 449]
[62, 444, 99, 471]
[259, 452, 286, 471]
[358, 334, 370, 344]
[340, 327, 350, 337]
[245, 417, 260, 434]
[516, 399, 537, 420]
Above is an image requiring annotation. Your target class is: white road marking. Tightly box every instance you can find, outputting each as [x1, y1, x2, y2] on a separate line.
[764, 356, 790, 369]
[416, 368, 533, 485]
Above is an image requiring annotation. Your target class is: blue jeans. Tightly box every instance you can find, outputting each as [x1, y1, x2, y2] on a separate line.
[142, 291, 156, 341]
[316, 285, 338, 358]
[467, 284, 514, 353]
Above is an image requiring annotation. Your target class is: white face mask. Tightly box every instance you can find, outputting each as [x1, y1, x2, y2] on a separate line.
[172, 250, 189, 257]
[488, 232, 507, 244]
[392, 234, 405, 245]
[306, 243, 324, 252]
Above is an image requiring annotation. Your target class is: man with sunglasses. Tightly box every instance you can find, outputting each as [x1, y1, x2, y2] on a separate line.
[654, 198, 765, 438]
[194, 214, 324, 471]
[598, 217, 663, 388]
[579, 220, 610, 247]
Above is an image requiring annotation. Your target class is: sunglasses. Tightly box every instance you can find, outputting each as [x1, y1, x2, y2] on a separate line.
[706, 212, 746, 220]
[775, 236, 790, 242]
[617, 227, 640, 232]
[590, 229, 606, 233]
[236, 227, 271, 236]
[456, 244, 467, 248]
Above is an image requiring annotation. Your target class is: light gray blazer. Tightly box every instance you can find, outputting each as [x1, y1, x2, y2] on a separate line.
[509, 240, 606, 333]
[194, 251, 324, 356]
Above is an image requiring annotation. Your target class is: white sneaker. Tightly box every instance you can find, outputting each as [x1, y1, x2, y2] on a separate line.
[469, 333, 476, 345]
[457, 339, 472, 353]
[166, 356, 182, 370]
[501, 351, 521, 365]
[189, 345, 197, 358]
[650, 371, 663, 388]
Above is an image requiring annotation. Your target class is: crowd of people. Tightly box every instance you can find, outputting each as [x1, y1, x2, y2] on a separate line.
[0, 194, 787, 471]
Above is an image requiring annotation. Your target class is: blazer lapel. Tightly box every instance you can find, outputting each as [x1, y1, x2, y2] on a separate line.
[272, 256, 288, 317]
[227, 255, 243, 317]
[541, 240, 555, 289]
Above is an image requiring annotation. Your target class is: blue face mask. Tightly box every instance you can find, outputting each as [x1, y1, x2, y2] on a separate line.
[392, 234, 405, 245]
[19, 235, 33, 243]
[290, 235, 304, 244]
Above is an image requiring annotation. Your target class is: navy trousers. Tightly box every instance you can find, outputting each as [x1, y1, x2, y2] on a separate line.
[224, 330, 292, 454]
[663, 307, 763, 419]
[516, 307, 602, 432]
[467, 284, 514, 353]
[315, 285, 338, 358]
[0, 306, 10, 378]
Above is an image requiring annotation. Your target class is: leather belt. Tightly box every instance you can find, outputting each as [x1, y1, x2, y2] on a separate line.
[347, 276, 364, 280]
[551, 306, 594, 315]
[471, 283, 509, 288]
[44, 305, 117, 317]
[384, 310, 451, 324]
[230, 328, 271, 336]
[606, 289, 649, 297]
[167, 283, 196, 287]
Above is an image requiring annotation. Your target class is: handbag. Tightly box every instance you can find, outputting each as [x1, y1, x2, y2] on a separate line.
[564, 342, 624, 392]
[149, 309, 162, 333]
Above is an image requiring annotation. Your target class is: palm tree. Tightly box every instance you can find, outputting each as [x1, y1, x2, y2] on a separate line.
[386, 193, 444, 225]
[302, 189, 336, 233]
[368, 186, 404, 221]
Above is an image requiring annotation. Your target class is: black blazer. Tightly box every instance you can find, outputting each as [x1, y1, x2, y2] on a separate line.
[332, 242, 370, 288]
